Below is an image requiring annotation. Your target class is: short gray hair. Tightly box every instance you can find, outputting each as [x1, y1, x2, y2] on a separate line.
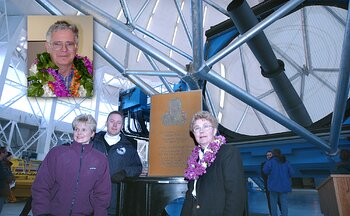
[72, 114, 97, 132]
[190, 111, 218, 132]
[46, 20, 79, 44]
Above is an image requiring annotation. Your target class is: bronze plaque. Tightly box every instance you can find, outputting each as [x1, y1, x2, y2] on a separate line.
[148, 90, 202, 176]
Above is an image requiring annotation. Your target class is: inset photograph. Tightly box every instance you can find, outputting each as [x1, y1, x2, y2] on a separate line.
[27, 16, 93, 97]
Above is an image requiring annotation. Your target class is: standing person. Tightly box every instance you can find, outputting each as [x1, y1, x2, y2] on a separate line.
[93, 110, 143, 216]
[0, 147, 11, 214]
[261, 150, 282, 215]
[2, 152, 16, 203]
[31, 114, 111, 215]
[263, 148, 295, 216]
[261, 150, 273, 214]
[181, 111, 247, 216]
[27, 20, 93, 97]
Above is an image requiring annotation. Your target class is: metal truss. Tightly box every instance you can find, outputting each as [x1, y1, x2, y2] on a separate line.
[61, 0, 350, 154]
[0, 0, 349, 159]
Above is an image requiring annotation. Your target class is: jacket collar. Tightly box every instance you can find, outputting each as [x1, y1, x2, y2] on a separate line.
[71, 140, 94, 152]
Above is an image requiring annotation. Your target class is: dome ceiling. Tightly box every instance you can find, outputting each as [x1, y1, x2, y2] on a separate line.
[1, 0, 349, 144]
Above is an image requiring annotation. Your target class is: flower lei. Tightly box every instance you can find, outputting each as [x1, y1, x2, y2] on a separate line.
[184, 135, 226, 180]
[27, 52, 93, 97]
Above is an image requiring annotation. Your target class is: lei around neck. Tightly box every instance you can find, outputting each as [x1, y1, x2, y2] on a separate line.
[27, 52, 93, 97]
[184, 135, 226, 180]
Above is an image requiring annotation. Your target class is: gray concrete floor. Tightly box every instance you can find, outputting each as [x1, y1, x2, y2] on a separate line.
[248, 189, 323, 216]
[0, 199, 31, 216]
[0, 189, 323, 216]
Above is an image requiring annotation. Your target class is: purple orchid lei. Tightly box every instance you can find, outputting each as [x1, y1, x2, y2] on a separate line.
[27, 52, 93, 97]
[46, 55, 93, 97]
[46, 68, 71, 97]
[81, 56, 93, 75]
[184, 135, 226, 180]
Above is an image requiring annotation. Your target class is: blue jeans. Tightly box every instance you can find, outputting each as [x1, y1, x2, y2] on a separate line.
[270, 191, 288, 216]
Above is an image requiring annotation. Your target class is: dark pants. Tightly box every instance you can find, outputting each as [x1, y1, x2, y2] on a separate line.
[0, 196, 6, 214]
[109, 183, 121, 216]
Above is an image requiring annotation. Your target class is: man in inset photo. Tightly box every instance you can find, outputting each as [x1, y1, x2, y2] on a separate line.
[27, 16, 93, 97]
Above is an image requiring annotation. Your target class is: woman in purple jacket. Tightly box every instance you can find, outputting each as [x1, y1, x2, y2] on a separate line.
[263, 148, 295, 216]
[31, 114, 111, 216]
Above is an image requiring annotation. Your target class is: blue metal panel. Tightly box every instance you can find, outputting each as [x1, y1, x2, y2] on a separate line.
[235, 129, 350, 178]
[120, 87, 148, 111]
[205, 28, 238, 59]
[173, 80, 188, 92]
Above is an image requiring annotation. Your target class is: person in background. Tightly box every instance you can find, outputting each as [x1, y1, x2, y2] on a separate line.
[2, 152, 16, 203]
[334, 149, 350, 174]
[263, 148, 295, 216]
[93, 110, 143, 216]
[181, 111, 247, 216]
[27, 20, 93, 97]
[261, 150, 273, 214]
[31, 114, 111, 215]
[0, 147, 11, 214]
[261, 150, 282, 215]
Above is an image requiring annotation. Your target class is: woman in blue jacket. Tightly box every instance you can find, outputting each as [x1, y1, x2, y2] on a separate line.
[263, 148, 295, 216]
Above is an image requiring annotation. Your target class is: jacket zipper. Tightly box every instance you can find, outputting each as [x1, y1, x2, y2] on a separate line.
[69, 145, 84, 215]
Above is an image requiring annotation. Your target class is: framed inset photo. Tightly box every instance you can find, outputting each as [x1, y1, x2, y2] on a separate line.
[27, 16, 93, 97]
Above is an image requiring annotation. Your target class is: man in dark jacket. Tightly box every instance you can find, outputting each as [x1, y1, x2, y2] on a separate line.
[93, 110, 143, 216]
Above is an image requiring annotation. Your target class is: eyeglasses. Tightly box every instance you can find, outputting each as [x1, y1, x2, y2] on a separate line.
[50, 41, 76, 51]
[193, 124, 213, 133]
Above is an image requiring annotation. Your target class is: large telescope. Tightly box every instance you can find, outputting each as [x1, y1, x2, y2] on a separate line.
[227, 0, 312, 127]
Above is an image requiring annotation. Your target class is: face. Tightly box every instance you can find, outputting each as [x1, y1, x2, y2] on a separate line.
[266, 152, 273, 160]
[192, 118, 217, 149]
[106, 113, 123, 136]
[73, 122, 95, 144]
[46, 29, 77, 69]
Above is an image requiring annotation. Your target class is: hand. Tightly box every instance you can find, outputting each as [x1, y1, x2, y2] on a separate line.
[111, 170, 127, 182]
